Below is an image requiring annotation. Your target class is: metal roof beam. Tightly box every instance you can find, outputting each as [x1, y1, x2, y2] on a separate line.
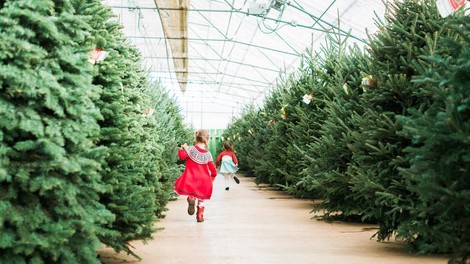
[109, 5, 363, 41]
[144, 56, 280, 73]
[180, 89, 257, 100]
[127, 36, 299, 56]
[156, 76, 271, 88]
[154, 70, 271, 85]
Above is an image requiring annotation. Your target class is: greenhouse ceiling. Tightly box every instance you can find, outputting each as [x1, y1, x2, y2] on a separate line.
[103, 0, 387, 129]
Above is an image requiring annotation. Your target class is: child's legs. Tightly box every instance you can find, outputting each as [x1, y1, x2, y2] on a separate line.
[197, 199, 205, 208]
[223, 172, 231, 187]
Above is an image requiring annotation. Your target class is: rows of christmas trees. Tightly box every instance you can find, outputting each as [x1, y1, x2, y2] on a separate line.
[224, 0, 469, 262]
[0, 0, 193, 263]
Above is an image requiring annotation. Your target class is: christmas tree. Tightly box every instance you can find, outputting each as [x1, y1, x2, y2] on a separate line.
[342, 0, 446, 239]
[240, 91, 283, 185]
[0, 0, 193, 262]
[72, 0, 161, 257]
[147, 80, 194, 217]
[302, 43, 372, 221]
[223, 0, 467, 261]
[0, 0, 112, 262]
[278, 41, 345, 198]
[398, 14, 470, 262]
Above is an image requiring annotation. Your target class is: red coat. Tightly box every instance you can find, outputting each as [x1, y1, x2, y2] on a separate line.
[174, 145, 217, 200]
[216, 150, 238, 167]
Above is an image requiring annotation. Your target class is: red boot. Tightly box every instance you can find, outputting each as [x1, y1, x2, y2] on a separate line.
[196, 206, 205, 222]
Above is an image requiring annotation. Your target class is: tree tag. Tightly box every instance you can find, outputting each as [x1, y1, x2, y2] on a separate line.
[88, 48, 109, 64]
[436, 0, 468, 18]
[302, 94, 313, 104]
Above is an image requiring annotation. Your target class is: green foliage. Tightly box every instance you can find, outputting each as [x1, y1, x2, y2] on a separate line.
[397, 15, 470, 262]
[71, 1, 158, 257]
[302, 45, 372, 220]
[279, 57, 330, 197]
[72, 0, 192, 258]
[254, 86, 291, 185]
[344, 0, 446, 240]
[226, 0, 467, 261]
[147, 80, 194, 214]
[0, 0, 112, 263]
[0, 0, 192, 262]
[278, 44, 343, 198]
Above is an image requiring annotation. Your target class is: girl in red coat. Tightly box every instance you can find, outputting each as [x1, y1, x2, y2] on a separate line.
[174, 129, 217, 222]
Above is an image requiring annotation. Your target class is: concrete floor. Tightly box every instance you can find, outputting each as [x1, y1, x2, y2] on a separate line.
[98, 174, 448, 264]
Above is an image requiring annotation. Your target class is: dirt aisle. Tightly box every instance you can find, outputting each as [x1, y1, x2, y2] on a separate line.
[98, 175, 447, 264]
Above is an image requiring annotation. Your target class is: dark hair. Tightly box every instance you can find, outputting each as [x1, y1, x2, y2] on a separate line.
[223, 141, 234, 152]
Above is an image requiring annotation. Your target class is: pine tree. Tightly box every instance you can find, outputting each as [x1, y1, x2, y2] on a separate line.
[147, 80, 194, 216]
[343, 0, 446, 239]
[244, 91, 283, 185]
[279, 44, 342, 198]
[223, 102, 279, 184]
[229, 51, 336, 189]
[73, 1, 193, 257]
[72, 0, 159, 257]
[0, 0, 112, 263]
[398, 14, 470, 262]
[224, 1, 466, 262]
[301, 44, 372, 221]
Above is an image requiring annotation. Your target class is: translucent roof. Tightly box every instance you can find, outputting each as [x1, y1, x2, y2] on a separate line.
[103, 0, 386, 129]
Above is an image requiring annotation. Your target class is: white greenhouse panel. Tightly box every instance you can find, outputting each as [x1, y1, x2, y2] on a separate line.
[103, 0, 387, 128]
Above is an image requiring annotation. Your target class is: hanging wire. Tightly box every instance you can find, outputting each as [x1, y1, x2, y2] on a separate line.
[288, 1, 365, 43]
[221, 0, 248, 11]
[309, 0, 337, 28]
[214, 0, 236, 93]
[188, 2, 276, 102]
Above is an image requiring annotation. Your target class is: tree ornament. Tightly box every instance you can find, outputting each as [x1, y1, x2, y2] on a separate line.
[302, 93, 313, 104]
[142, 108, 154, 117]
[361, 75, 375, 92]
[280, 104, 288, 119]
[88, 48, 109, 64]
[342, 83, 349, 95]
